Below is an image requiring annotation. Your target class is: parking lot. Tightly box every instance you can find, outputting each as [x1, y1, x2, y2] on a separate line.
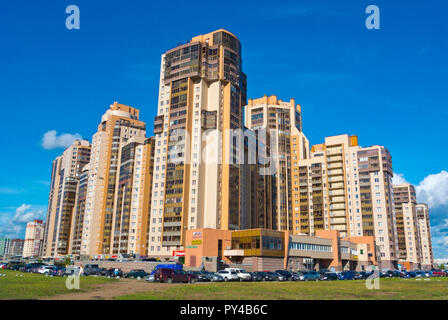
[2, 261, 446, 284]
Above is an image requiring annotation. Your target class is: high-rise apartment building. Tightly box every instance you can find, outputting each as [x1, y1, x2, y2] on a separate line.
[69, 163, 90, 255]
[8, 239, 24, 256]
[292, 134, 399, 269]
[245, 95, 310, 231]
[148, 29, 247, 257]
[393, 184, 421, 267]
[416, 203, 433, 269]
[42, 139, 91, 257]
[23, 220, 45, 258]
[240, 128, 273, 230]
[79, 102, 148, 256]
[0, 238, 10, 256]
[110, 136, 154, 255]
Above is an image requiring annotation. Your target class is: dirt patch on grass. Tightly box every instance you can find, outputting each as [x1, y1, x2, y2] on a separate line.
[42, 279, 181, 300]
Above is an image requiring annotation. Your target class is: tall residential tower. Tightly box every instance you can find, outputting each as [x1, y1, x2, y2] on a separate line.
[42, 139, 91, 257]
[147, 29, 247, 256]
[244, 95, 310, 231]
[79, 102, 148, 256]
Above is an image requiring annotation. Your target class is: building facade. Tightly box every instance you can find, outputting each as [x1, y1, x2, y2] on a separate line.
[42, 139, 91, 257]
[292, 134, 399, 270]
[147, 29, 247, 257]
[183, 228, 377, 272]
[23, 220, 45, 258]
[244, 95, 310, 231]
[416, 203, 433, 269]
[0, 238, 10, 256]
[393, 184, 421, 268]
[8, 239, 24, 257]
[79, 102, 147, 256]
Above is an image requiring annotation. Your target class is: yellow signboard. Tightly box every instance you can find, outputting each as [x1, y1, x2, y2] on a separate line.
[192, 239, 202, 245]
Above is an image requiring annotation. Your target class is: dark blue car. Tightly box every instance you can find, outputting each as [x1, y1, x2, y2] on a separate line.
[338, 271, 356, 280]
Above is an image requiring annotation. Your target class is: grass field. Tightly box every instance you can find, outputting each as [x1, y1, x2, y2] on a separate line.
[0, 270, 116, 299]
[115, 278, 448, 300]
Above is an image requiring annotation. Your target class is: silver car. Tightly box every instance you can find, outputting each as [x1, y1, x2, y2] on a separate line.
[145, 274, 155, 282]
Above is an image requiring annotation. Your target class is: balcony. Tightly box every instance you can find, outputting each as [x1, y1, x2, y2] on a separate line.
[224, 249, 245, 257]
[328, 169, 343, 176]
[327, 162, 343, 169]
[328, 176, 343, 182]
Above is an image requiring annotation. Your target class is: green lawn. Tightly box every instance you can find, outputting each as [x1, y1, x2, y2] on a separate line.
[115, 278, 448, 300]
[0, 270, 116, 299]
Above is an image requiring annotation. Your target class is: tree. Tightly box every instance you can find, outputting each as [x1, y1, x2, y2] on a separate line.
[63, 257, 72, 267]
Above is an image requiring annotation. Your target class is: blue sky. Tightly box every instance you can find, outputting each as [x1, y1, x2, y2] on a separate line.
[0, 0, 447, 258]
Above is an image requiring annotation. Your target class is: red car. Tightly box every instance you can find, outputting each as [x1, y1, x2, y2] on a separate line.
[154, 268, 196, 284]
[431, 270, 447, 277]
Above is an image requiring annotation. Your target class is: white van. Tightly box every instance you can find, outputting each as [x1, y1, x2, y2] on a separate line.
[224, 268, 251, 281]
[217, 269, 239, 281]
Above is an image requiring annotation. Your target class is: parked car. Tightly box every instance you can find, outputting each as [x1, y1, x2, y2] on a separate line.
[125, 269, 150, 278]
[209, 273, 225, 282]
[224, 268, 252, 281]
[338, 271, 356, 280]
[320, 272, 339, 281]
[38, 265, 57, 274]
[101, 268, 123, 278]
[154, 268, 196, 283]
[83, 264, 101, 276]
[318, 269, 330, 277]
[20, 264, 37, 273]
[354, 271, 374, 280]
[144, 274, 155, 282]
[253, 271, 273, 281]
[404, 271, 416, 278]
[10, 264, 25, 271]
[414, 270, 427, 278]
[64, 266, 81, 276]
[6, 261, 22, 270]
[151, 263, 183, 275]
[0, 263, 6, 269]
[190, 271, 211, 282]
[383, 270, 403, 278]
[196, 271, 225, 282]
[50, 267, 66, 276]
[431, 269, 447, 277]
[264, 271, 286, 281]
[217, 269, 239, 281]
[300, 271, 320, 281]
[291, 271, 304, 280]
[249, 272, 263, 281]
[275, 270, 297, 281]
[31, 264, 46, 273]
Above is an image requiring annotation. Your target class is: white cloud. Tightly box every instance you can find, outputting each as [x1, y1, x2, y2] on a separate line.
[41, 130, 82, 150]
[393, 171, 448, 209]
[441, 236, 448, 248]
[13, 204, 44, 224]
[392, 172, 408, 185]
[416, 171, 448, 208]
[0, 204, 46, 239]
[393, 171, 448, 258]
